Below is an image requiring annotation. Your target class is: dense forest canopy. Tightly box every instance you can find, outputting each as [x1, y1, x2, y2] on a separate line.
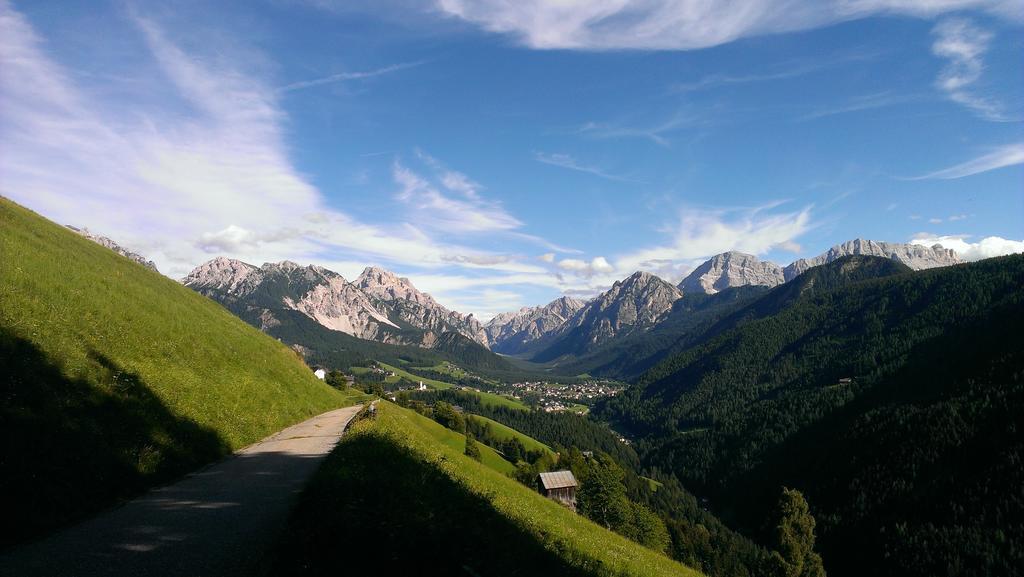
[596, 255, 1024, 577]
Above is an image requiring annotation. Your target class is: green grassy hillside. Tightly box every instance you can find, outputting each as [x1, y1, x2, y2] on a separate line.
[374, 360, 529, 409]
[404, 405, 515, 474]
[271, 402, 700, 577]
[469, 414, 554, 455]
[0, 198, 363, 545]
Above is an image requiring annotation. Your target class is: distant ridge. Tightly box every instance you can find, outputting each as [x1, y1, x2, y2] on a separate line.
[782, 238, 962, 281]
[65, 225, 158, 272]
[485, 296, 586, 354]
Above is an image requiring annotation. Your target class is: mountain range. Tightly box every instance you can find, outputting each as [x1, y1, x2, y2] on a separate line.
[82, 233, 970, 372]
[484, 296, 586, 355]
[183, 258, 488, 347]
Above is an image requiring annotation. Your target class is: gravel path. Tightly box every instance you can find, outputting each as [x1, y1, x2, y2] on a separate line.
[0, 405, 363, 577]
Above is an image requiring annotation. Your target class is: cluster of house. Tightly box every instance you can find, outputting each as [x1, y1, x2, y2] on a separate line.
[368, 365, 397, 378]
[311, 367, 356, 387]
[499, 380, 625, 412]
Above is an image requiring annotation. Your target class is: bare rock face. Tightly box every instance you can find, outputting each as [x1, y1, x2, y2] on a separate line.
[181, 256, 261, 293]
[183, 259, 488, 347]
[560, 271, 683, 347]
[354, 266, 490, 346]
[67, 226, 159, 272]
[485, 296, 586, 354]
[184, 259, 399, 342]
[284, 276, 399, 340]
[783, 239, 963, 281]
[679, 251, 785, 295]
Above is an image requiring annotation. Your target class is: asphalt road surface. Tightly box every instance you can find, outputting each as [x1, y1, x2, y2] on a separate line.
[0, 405, 363, 577]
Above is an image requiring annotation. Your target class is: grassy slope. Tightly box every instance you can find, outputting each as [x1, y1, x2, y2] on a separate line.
[470, 414, 554, 455]
[0, 198, 362, 544]
[377, 360, 529, 409]
[378, 360, 455, 389]
[405, 407, 515, 474]
[272, 403, 700, 577]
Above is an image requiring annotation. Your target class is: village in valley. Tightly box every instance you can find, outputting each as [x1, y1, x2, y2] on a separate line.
[336, 361, 625, 414]
[503, 380, 626, 413]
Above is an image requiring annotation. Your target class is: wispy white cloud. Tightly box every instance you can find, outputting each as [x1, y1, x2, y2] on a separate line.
[673, 64, 820, 93]
[911, 234, 1024, 260]
[533, 151, 640, 182]
[556, 256, 615, 278]
[612, 202, 815, 281]
[436, 0, 1021, 51]
[576, 113, 694, 147]
[278, 61, 424, 93]
[907, 142, 1024, 179]
[800, 91, 921, 121]
[0, 2, 537, 291]
[672, 49, 881, 93]
[923, 214, 970, 224]
[930, 18, 1009, 120]
[393, 160, 523, 233]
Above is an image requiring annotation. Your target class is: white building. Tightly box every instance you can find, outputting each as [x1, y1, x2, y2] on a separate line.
[314, 368, 326, 380]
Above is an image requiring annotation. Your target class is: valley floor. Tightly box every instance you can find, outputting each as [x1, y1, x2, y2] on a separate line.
[0, 406, 363, 577]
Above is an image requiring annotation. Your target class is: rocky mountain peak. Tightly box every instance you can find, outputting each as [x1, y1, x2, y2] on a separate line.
[546, 296, 587, 315]
[353, 265, 488, 346]
[569, 271, 681, 342]
[355, 266, 436, 306]
[605, 271, 682, 302]
[273, 260, 303, 271]
[783, 239, 963, 281]
[182, 257, 260, 292]
[680, 251, 785, 295]
[618, 270, 657, 286]
[484, 295, 588, 355]
[67, 225, 159, 272]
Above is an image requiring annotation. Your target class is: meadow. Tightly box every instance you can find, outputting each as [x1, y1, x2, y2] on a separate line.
[0, 198, 364, 544]
[271, 402, 701, 577]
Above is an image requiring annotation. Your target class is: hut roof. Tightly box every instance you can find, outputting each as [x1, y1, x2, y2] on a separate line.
[539, 470, 578, 490]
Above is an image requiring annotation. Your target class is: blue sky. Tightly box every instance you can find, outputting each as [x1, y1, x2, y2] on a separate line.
[2, 0, 1022, 318]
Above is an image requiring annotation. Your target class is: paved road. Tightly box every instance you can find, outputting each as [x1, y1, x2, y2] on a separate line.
[0, 405, 363, 577]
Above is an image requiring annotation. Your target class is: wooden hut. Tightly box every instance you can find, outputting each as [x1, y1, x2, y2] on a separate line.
[538, 470, 578, 512]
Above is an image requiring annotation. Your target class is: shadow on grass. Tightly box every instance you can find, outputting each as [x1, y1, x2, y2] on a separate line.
[270, 431, 593, 577]
[0, 328, 229, 548]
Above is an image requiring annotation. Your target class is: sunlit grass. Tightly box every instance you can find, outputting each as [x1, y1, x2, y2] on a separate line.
[1, 198, 365, 541]
[324, 403, 703, 577]
[470, 413, 554, 454]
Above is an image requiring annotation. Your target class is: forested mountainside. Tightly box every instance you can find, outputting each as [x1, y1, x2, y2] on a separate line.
[597, 255, 1024, 577]
[517, 241, 963, 373]
[530, 271, 684, 363]
[222, 297, 514, 373]
[547, 286, 770, 380]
